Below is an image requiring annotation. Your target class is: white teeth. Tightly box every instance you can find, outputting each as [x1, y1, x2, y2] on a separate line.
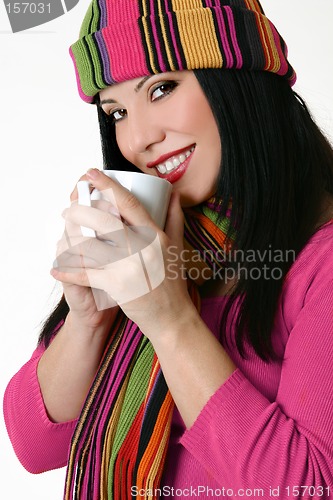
[165, 160, 174, 172]
[156, 146, 195, 175]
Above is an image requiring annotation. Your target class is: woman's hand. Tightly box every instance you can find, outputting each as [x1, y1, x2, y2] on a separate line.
[51, 169, 198, 341]
[54, 173, 119, 334]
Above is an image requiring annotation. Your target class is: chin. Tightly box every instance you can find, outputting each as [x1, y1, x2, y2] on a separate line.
[179, 189, 216, 208]
[180, 196, 205, 208]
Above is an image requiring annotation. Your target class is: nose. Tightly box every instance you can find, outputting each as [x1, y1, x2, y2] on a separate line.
[126, 109, 166, 154]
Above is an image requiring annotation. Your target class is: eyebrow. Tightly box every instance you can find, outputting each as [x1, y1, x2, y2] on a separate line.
[134, 75, 152, 92]
[99, 75, 153, 106]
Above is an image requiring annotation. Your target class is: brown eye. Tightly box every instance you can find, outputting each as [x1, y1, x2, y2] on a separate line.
[110, 108, 127, 123]
[151, 81, 179, 101]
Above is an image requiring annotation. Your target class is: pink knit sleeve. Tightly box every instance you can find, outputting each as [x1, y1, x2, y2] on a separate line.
[3, 342, 77, 474]
[180, 279, 333, 495]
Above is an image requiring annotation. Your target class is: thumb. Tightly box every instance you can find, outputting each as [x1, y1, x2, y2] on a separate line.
[164, 192, 184, 247]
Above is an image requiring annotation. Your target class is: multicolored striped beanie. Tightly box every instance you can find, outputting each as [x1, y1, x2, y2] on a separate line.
[70, 0, 296, 103]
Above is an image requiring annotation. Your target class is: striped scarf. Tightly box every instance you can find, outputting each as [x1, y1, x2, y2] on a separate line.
[64, 200, 234, 499]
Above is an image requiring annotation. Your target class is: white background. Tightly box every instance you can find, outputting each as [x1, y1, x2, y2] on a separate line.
[0, 1, 332, 498]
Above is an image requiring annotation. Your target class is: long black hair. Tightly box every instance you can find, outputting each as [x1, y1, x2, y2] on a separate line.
[194, 69, 333, 359]
[39, 69, 333, 359]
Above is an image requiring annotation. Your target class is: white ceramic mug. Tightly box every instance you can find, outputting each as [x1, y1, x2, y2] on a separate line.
[77, 170, 172, 236]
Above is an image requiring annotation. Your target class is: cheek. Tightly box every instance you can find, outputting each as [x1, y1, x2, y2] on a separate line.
[168, 95, 203, 130]
[114, 125, 132, 162]
[115, 127, 125, 154]
[172, 93, 219, 144]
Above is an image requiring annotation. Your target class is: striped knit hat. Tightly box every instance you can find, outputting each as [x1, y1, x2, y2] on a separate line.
[70, 0, 296, 102]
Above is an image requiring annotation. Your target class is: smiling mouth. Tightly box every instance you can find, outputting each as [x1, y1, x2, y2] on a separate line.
[155, 146, 195, 175]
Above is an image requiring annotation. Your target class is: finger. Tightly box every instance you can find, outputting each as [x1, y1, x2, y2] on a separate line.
[56, 221, 89, 256]
[86, 169, 157, 229]
[64, 203, 124, 237]
[86, 254, 151, 305]
[64, 217, 86, 241]
[56, 236, 133, 267]
[57, 233, 113, 257]
[51, 252, 153, 305]
[64, 203, 151, 252]
[51, 267, 90, 288]
[51, 268, 118, 311]
[70, 173, 92, 202]
[54, 253, 99, 270]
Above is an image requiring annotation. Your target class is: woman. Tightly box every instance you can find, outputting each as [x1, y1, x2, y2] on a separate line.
[4, 0, 333, 498]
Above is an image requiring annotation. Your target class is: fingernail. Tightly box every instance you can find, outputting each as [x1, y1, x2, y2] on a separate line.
[86, 168, 100, 180]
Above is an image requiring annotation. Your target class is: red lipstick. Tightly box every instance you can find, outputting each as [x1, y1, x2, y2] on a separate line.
[155, 149, 195, 183]
[147, 145, 195, 169]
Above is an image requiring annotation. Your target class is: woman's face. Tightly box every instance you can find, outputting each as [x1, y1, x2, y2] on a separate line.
[99, 70, 221, 207]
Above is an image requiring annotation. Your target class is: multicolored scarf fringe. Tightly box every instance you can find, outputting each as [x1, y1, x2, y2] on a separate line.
[64, 200, 235, 499]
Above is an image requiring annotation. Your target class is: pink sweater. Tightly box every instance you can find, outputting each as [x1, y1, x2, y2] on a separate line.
[4, 221, 333, 499]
